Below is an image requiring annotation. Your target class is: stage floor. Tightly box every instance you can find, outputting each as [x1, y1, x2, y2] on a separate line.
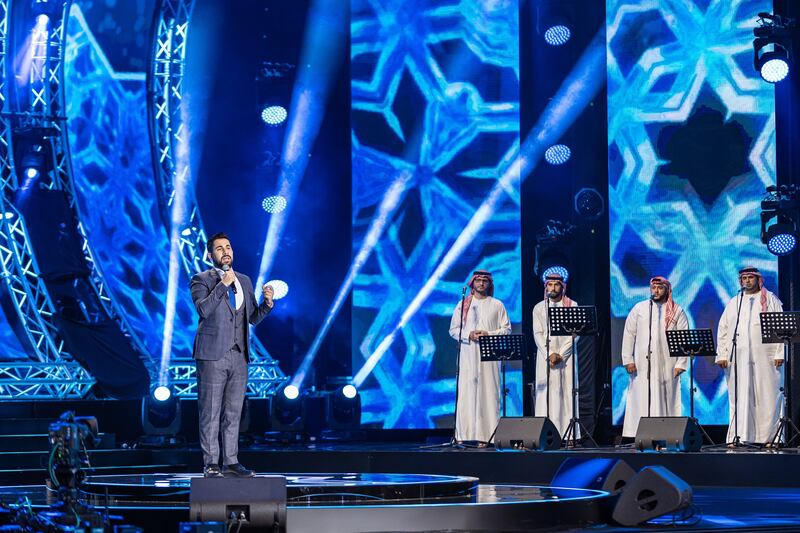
[2, 482, 798, 532]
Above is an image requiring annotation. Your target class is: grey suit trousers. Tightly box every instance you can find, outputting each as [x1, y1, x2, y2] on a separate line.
[196, 348, 248, 465]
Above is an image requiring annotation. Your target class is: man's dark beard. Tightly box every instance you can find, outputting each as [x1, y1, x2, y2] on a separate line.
[213, 257, 232, 269]
[652, 294, 667, 303]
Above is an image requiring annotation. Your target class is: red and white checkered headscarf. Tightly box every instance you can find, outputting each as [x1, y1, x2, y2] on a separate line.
[462, 270, 494, 324]
[650, 276, 677, 331]
[739, 266, 768, 312]
[544, 274, 574, 307]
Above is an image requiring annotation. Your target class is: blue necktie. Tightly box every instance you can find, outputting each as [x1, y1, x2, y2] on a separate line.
[228, 285, 237, 310]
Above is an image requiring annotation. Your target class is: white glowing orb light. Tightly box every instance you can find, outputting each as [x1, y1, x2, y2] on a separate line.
[342, 384, 358, 399]
[544, 144, 571, 165]
[153, 385, 172, 402]
[261, 105, 288, 125]
[262, 195, 288, 213]
[283, 384, 300, 400]
[265, 279, 289, 300]
[544, 25, 571, 46]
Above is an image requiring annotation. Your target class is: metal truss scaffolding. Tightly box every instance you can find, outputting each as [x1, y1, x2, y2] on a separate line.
[0, 0, 155, 397]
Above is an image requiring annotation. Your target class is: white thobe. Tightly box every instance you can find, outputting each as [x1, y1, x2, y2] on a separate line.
[716, 291, 784, 443]
[532, 298, 580, 438]
[621, 300, 689, 437]
[449, 296, 511, 442]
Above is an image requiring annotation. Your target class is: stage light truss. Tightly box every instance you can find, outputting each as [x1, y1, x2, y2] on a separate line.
[0, 0, 65, 363]
[148, 0, 280, 365]
[0, 0, 155, 394]
[167, 363, 288, 398]
[0, 362, 94, 399]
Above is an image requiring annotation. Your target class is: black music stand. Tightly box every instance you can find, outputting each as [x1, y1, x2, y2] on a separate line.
[761, 312, 800, 449]
[666, 328, 716, 445]
[549, 305, 598, 447]
[480, 334, 525, 417]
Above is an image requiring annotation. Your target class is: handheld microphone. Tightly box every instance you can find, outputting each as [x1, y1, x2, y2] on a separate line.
[221, 264, 237, 294]
[547, 291, 556, 299]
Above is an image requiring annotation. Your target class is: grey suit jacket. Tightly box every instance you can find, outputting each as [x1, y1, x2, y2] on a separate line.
[190, 268, 272, 362]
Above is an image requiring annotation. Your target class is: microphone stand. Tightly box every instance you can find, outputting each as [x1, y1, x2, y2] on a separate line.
[422, 287, 467, 450]
[454, 286, 467, 444]
[729, 289, 757, 448]
[647, 298, 653, 417]
[708, 288, 757, 449]
[545, 295, 552, 419]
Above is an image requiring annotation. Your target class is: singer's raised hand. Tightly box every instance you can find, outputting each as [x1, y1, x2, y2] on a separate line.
[221, 267, 236, 286]
[263, 284, 274, 307]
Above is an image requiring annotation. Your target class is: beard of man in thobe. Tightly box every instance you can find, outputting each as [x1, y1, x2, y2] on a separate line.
[467, 276, 491, 342]
[545, 280, 565, 368]
[716, 273, 783, 370]
[624, 282, 685, 379]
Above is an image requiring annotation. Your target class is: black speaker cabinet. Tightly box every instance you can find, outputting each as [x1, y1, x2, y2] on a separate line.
[494, 417, 561, 450]
[551, 457, 635, 495]
[190, 476, 287, 531]
[612, 466, 693, 526]
[635, 416, 701, 452]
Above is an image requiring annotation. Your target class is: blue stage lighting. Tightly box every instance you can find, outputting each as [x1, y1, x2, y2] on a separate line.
[265, 279, 288, 300]
[342, 384, 357, 399]
[261, 105, 288, 125]
[24, 167, 39, 179]
[766, 222, 797, 256]
[760, 55, 790, 83]
[262, 195, 287, 213]
[3, 212, 13, 220]
[544, 144, 571, 165]
[544, 25, 571, 46]
[36, 14, 49, 26]
[153, 385, 171, 402]
[283, 384, 300, 400]
[541, 265, 570, 283]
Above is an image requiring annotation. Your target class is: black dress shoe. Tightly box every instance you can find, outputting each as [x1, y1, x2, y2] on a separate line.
[203, 464, 223, 478]
[221, 463, 256, 477]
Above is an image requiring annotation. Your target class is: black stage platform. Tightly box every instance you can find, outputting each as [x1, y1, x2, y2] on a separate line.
[2, 474, 611, 532]
[2, 401, 800, 530]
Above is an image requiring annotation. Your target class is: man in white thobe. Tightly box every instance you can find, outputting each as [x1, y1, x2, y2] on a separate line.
[621, 276, 688, 438]
[533, 273, 579, 438]
[448, 270, 511, 443]
[716, 266, 783, 444]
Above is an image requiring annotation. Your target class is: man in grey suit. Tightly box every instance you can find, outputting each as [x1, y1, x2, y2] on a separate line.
[191, 232, 274, 478]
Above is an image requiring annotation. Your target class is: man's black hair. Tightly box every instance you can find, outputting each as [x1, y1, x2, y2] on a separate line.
[206, 232, 230, 254]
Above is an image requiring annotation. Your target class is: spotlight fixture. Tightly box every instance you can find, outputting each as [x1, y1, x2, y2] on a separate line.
[271, 384, 305, 432]
[544, 144, 571, 165]
[544, 25, 571, 46]
[20, 144, 45, 183]
[262, 195, 288, 213]
[140, 385, 181, 446]
[753, 12, 796, 84]
[766, 222, 797, 256]
[761, 185, 800, 257]
[574, 188, 605, 220]
[152, 385, 171, 402]
[261, 105, 288, 125]
[325, 385, 361, 430]
[265, 279, 289, 300]
[541, 265, 570, 284]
